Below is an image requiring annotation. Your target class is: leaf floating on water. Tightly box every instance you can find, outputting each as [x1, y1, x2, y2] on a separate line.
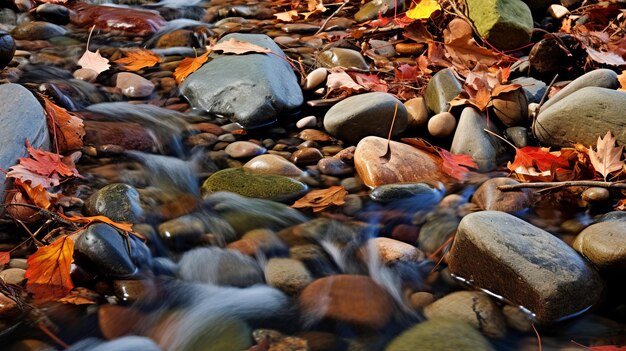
[77, 25, 110, 75]
[114, 49, 163, 71]
[25, 236, 74, 303]
[292, 186, 348, 212]
[405, 0, 441, 20]
[588, 131, 624, 181]
[58, 287, 100, 305]
[207, 38, 272, 55]
[58, 213, 137, 236]
[174, 51, 210, 84]
[42, 95, 85, 152]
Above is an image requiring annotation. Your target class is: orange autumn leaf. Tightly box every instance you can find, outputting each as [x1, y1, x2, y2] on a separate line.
[618, 71, 626, 92]
[402, 138, 477, 181]
[7, 140, 82, 188]
[507, 146, 570, 173]
[0, 252, 9, 265]
[292, 186, 347, 212]
[274, 10, 299, 22]
[58, 213, 136, 234]
[14, 178, 56, 209]
[58, 287, 99, 305]
[174, 51, 210, 84]
[42, 95, 85, 152]
[25, 236, 74, 302]
[114, 49, 163, 71]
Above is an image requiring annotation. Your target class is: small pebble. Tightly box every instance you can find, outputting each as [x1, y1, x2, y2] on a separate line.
[428, 112, 456, 137]
[303, 67, 327, 90]
[296, 116, 317, 129]
[225, 141, 267, 158]
[582, 187, 610, 203]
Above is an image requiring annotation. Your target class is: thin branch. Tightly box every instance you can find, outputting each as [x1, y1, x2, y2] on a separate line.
[314, 0, 349, 36]
[497, 181, 626, 191]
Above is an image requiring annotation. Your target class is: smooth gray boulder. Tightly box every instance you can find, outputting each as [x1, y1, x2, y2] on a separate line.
[0, 84, 50, 199]
[448, 211, 603, 324]
[539, 69, 619, 112]
[181, 33, 303, 128]
[534, 87, 626, 147]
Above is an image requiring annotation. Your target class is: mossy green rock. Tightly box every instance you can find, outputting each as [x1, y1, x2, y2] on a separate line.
[202, 168, 307, 202]
[467, 0, 533, 51]
[385, 319, 495, 351]
[181, 317, 252, 351]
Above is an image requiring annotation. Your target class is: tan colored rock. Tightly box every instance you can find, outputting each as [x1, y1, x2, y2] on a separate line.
[299, 275, 394, 330]
[492, 88, 528, 127]
[354, 136, 453, 188]
[472, 177, 532, 212]
[369, 237, 424, 264]
[404, 97, 428, 127]
[428, 111, 456, 137]
[573, 220, 626, 270]
[243, 154, 304, 177]
[424, 291, 506, 338]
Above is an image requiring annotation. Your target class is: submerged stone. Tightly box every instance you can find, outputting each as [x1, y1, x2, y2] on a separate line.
[201, 168, 307, 202]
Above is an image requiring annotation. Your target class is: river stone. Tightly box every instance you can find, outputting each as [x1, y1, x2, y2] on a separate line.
[225, 141, 266, 158]
[0, 31, 15, 70]
[354, 136, 453, 188]
[451, 107, 509, 172]
[243, 154, 304, 177]
[178, 247, 264, 287]
[84, 183, 144, 223]
[467, 0, 533, 51]
[424, 291, 506, 338]
[74, 223, 153, 278]
[0, 268, 25, 285]
[35, 4, 71, 25]
[299, 275, 394, 330]
[384, 318, 494, 351]
[0, 84, 50, 201]
[265, 258, 313, 295]
[505, 126, 529, 148]
[323, 92, 408, 144]
[10, 21, 67, 40]
[181, 33, 303, 129]
[355, 0, 403, 22]
[539, 69, 619, 112]
[534, 87, 626, 147]
[428, 111, 456, 137]
[202, 168, 307, 202]
[404, 96, 428, 127]
[370, 237, 425, 264]
[511, 77, 547, 104]
[491, 88, 528, 127]
[447, 211, 603, 324]
[69, 3, 165, 36]
[370, 183, 442, 204]
[318, 48, 369, 70]
[424, 68, 463, 114]
[472, 177, 532, 213]
[573, 221, 626, 271]
[115, 72, 155, 98]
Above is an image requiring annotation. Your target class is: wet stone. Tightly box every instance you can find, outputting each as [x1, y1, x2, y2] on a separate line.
[225, 141, 266, 158]
[69, 3, 165, 36]
[0, 268, 25, 285]
[318, 48, 369, 70]
[317, 157, 354, 176]
[370, 183, 442, 204]
[10, 21, 67, 40]
[201, 168, 307, 202]
[418, 213, 460, 254]
[290, 147, 323, 165]
[472, 177, 532, 213]
[244, 154, 303, 177]
[84, 183, 144, 224]
[296, 116, 318, 128]
[582, 187, 610, 203]
[178, 247, 264, 287]
[448, 211, 604, 323]
[115, 72, 155, 98]
[264, 258, 313, 295]
[35, 3, 71, 25]
[424, 68, 463, 114]
[573, 221, 626, 271]
[0, 31, 15, 69]
[370, 237, 424, 264]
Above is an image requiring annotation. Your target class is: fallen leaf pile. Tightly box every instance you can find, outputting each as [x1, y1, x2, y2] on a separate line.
[7, 141, 81, 188]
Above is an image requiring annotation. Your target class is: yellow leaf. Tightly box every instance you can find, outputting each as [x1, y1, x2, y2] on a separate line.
[174, 51, 210, 84]
[618, 70, 626, 92]
[114, 49, 163, 72]
[405, 0, 441, 20]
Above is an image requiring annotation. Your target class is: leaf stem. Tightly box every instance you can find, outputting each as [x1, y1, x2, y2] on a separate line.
[497, 181, 626, 191]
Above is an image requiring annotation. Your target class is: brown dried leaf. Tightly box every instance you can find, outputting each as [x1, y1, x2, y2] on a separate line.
[443, 18, 501, 75]
[114, 49, 163, 71]
[0, 252, 9, 265]
[586, 47, 626, 66]
[42, 95, 85, 152]
[292, 186, 347, 212]
[174, 51, 210, 84]
[618, 70, 626, 92]
[274, 10, 299, 22]
[326, 67, 365, 93]
[58, 287, 99, 305]
[25, 236, 74, 303]
[588, 131, 624, 180]
[207, 39, 271, 55]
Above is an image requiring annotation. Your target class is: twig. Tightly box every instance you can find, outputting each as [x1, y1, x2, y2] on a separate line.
[381, 101, 399, 159]
[532, 323, 543, 351]
[1, 204, 79, 229]
[497, 181, 626, 191]
[314, 0, 349, 36]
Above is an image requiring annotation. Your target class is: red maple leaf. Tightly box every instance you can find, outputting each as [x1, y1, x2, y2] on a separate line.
[508, 146, 570, 173]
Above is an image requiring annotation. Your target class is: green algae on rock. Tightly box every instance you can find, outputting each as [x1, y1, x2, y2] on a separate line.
[201, 168, 307, 202]
[467, 0, 533, 51]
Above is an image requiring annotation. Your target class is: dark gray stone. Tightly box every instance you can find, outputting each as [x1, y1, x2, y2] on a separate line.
[178, 247, 264, 287]
[448, 211, 603, 323]
[424, 68, 463, 114]
[10, 21, 67, 40]
[370, 183, 442, 204]
[323, 92, 408, 145]
[84, 183, 144, 224]
[511, 77, 547, 104]
[0, 84, 50, 200]
[181, 33, 303, 128]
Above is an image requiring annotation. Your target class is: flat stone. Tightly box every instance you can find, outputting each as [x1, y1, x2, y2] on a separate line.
[243, 154, 304, 177]
[354, 136, 453, 188]
[181, 33, 303, 128]
[178, 247, 264, 287]
[573, 221, 626, 271]
[370, 183, 442, 204]
[539, 69, 618, 112]
[299, 275, 394, 330]
[424, 68, 463, 114]
[265, 258, 313, 295]
[69, 3, 165, 36]
[424, 291, 506, 338]
[471, 177, 532, 212]
[225, 141, 266, 158]
[385, 318, 494, 351]
[467, 0, 533, 51]
[115, 72, 155, 98]
[0, 84, 50, 200]
[534, 87, 626, 147]
[450, 107, 509, 172]
[10, 21, 67, 40]
[318, 48, 369, 70]
[201, 168, 307, 202]
[324, 92, 408, 145]
[83, 183, 144, 224]
[370, 237, 424, 264]
[448, 211, 603, 323]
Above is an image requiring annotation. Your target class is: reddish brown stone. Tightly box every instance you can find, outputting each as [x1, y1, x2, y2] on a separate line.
[84, 121, 158, 152]
[70, 3, 165, 36]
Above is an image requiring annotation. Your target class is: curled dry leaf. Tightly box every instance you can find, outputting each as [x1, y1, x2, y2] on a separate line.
[25, 236, 74, 303]
[13, 178, 57, 210]
[58, 213, 141, 239]
[292, 186, 348, 212]
[326, 67, 365, 93]
[7, 140, 82, 188]
[588, 131, 624, 180]
[114, 49, 163, 71]
[174, 51, 210, 84]
[586, 47, 626, 66]
[207, 38, 271, 55]
[42, 95, 85, 152]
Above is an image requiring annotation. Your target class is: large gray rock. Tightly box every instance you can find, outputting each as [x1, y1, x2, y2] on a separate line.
[450, 107, 509, 171]
[181, 33, 303, 128]
[448, 211, 603, 324]
[467, 0, 533, 51]
[0, 84, 50, 199]
[539, 69, 618, 112]
[323, 92, 408, 145]
[534, 87, 626, 147]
